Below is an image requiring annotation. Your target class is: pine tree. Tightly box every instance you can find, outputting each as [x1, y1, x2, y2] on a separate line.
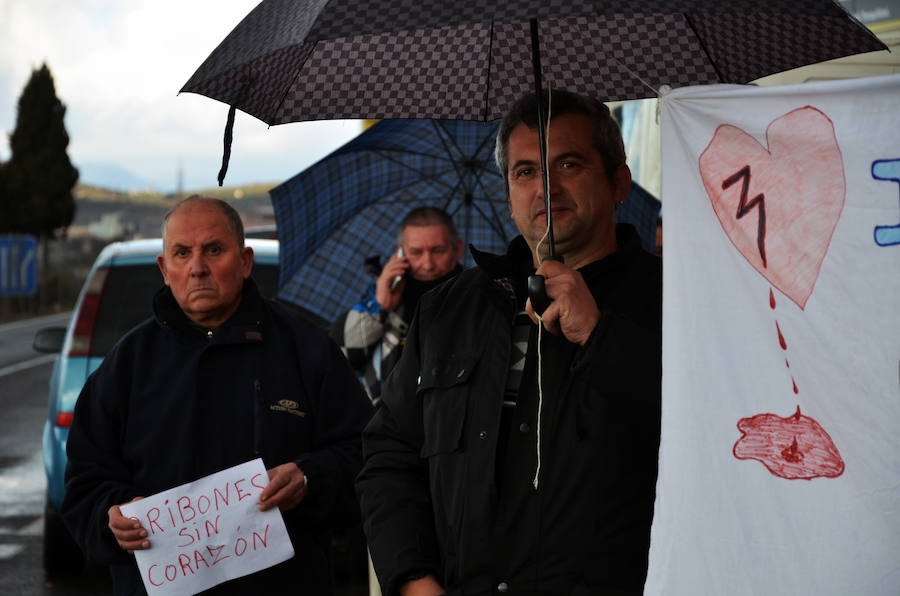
[6, 63, 78, 236]
[0, 161, 27, 233]
[0, 162, 11, 232]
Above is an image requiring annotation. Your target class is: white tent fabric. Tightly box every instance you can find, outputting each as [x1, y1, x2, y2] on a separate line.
[647, 74, 900, 595]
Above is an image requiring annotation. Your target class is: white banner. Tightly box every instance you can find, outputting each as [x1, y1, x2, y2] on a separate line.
[648, 74, 900, 595]
[120, 459, 294, 595]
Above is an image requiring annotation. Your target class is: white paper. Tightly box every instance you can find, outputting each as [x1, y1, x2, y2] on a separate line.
[647, 74, 900, 595]
[120, 458, 294, 595]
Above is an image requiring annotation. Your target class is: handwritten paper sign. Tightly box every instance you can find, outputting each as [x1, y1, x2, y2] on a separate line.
[120, 459, 294, 595]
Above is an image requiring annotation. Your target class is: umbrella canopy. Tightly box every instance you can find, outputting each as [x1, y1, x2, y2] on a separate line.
[182, 0, 885, 125]
[270, 118, 660, 324]
[183, 0, 884, 257]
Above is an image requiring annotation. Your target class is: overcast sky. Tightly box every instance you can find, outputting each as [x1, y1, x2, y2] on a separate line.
[0, 0, 362, 192]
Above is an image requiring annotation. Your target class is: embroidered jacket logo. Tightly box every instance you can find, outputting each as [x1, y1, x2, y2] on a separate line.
[270, 399, 306, 417]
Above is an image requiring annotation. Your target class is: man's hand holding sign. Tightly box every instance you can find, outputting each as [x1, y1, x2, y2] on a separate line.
[257, 462, 308, 512]
[109, 497, 149, 554]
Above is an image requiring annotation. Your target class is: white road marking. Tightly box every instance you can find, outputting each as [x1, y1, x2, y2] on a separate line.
[0, 353, 57, 378]
[0, 451, 46, 517]
[19, 517, 43, 537]
[0, 544, 25, 560]
[0, 312, 70, 332]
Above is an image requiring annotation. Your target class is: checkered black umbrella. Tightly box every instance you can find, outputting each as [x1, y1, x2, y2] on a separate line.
[268, 118, 660, 324]
[183, 0, 879, 311]
[182, 0, 884, 126]
[183, 0, 883, 257]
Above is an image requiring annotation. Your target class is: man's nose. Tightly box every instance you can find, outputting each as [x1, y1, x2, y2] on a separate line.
[540, 175, 562, 200]
[189, 254, 210, 275]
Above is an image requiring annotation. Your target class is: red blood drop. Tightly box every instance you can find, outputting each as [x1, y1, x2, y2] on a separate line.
[782, 437, 803, 463]
[769, 288, 776, 309]
[776, 321, 787, 350]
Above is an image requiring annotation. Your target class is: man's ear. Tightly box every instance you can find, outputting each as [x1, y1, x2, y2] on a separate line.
[613, 164, 632, 205]
[156, 255, 170, 286]
[240, 246, 254, 279]
[454, 237, 464, 262]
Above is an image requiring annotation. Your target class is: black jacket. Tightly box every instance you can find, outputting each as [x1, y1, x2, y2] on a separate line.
[63, 279, 373, 595]
[357, 226, 662, 596]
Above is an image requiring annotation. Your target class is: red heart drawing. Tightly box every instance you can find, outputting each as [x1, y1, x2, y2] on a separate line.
[699, 107, 845, 309]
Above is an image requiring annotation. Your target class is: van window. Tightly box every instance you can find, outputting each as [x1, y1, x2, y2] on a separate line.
[90, 263, 280, 356]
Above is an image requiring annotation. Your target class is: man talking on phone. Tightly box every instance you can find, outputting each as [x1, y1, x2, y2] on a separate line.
[332, 206, 463, 402]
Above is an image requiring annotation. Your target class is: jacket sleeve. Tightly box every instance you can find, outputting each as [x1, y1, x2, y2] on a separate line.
[572, 252, 662, 411]
[330, 291, 386, 375]
[61, 349, 141, 565]
[570, 260, 662, 591]
[333, 286, 386, 350]
[574, 308, 661, 407]
[355, 312, 442, 596]
[289, 317, 375, 530]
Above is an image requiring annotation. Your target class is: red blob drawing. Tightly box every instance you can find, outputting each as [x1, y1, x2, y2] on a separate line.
[699, 107, 845, 310]
[733, 406, 844, 480]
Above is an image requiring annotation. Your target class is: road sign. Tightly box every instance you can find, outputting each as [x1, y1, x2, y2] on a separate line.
[0, 235, 38, 296]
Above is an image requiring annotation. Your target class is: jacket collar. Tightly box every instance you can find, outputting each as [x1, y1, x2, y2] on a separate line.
[401, 264, 463, 314]
[578, 223, 645, 284]
[470, 224, 645, 305]
[153, 277, 266, 337]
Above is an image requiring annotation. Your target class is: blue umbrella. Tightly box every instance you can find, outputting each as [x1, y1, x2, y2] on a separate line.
[271, 118, 660, 324]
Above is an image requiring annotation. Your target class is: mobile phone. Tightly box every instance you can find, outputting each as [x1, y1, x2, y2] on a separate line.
[390, 247, 404, 291]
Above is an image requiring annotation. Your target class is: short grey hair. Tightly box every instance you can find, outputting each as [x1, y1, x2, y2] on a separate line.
[396, 206, 460, 245]
[162, 195, 245, 248]
[494, 89, 626, 189]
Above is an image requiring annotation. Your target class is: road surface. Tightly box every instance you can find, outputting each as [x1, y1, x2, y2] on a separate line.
[0, 313, 112, 595]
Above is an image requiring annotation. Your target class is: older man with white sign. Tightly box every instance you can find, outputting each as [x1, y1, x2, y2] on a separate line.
[63, 197, 373, 595]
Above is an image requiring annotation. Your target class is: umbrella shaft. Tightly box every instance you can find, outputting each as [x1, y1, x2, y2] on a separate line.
[530, 19, 555, 258]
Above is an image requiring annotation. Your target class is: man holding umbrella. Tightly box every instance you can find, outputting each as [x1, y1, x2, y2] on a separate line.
[357, 90, 662, 595]
[332, 206, 463, 402]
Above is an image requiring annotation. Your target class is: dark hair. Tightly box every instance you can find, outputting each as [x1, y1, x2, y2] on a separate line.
[162, 195, 245, 248]
[494, 89, 626, 188]
[397, 206, 460, 245]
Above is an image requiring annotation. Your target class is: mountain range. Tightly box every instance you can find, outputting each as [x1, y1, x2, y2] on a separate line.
[76, 162, 154, 193]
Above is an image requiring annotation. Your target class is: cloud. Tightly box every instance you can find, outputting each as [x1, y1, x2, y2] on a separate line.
[0, 0, 361, 191]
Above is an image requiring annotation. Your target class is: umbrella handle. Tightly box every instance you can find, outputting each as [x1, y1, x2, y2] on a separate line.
[527, 274, 551, 316]
[528, 254, 564, 316]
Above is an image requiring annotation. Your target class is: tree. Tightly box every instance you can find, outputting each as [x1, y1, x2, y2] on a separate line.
[0, 162, 10, 232]
[5, 63, 78, 236]
[0, 161, 27, 234]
